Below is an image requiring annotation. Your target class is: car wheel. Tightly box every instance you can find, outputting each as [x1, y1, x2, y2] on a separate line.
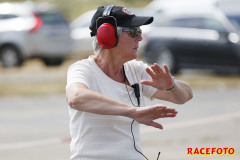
[156, 48, 178, 74]
[0, 45, 23, 68]
[42, 57, 64, 66]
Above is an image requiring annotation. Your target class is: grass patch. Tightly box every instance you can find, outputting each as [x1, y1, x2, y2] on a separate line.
[0, 81, 66, 96]
[0, 59, 240, 96]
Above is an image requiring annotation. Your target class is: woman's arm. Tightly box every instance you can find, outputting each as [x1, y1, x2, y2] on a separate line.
[66, 82, 135, 117]
[66, 82, 178, 129]
[151, 79, 193, 104]
[141, 63, 193, 104]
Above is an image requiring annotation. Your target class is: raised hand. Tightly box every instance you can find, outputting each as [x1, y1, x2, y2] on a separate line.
[141, 63, 174, 90]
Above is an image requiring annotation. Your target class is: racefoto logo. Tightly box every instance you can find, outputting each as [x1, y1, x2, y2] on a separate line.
[188, 147, 236, 156]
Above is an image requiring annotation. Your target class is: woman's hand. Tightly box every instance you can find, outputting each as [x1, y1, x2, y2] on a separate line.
[133, 105, 177, 129]
[141, 63, 174, 91]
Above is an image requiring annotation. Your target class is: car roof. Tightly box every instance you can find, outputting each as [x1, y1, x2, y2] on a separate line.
[145, 0, 240, 15]
[0, 1, 58, 16]
[145, 0, 218, 14]
[216, 0, 240, 13]
[70, 9, 96, 29]
[151, 4, 227, 21]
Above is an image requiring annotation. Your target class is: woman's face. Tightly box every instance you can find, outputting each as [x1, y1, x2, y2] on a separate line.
[115, 27, 142, 61]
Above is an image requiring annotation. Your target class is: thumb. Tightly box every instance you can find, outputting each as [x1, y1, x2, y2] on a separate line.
[147, 121, 163, 129]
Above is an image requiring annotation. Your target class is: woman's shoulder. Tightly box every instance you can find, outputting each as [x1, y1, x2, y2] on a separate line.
[68, 57, 94, 70]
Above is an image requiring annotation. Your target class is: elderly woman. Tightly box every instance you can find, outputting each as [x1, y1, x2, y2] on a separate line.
[66, 5, 192, 160]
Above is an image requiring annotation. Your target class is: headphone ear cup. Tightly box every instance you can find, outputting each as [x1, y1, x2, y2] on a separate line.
[97, 23, 117, 49]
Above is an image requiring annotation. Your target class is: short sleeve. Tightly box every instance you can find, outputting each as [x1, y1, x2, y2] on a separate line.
[66, 60, 92, 90]
[125, 60, 157, 99]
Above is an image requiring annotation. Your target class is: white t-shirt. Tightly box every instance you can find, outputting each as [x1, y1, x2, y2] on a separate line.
[66, 57, 157, 160]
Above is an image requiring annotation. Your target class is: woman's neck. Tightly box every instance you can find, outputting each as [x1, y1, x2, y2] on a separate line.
[92, 53, 125, 83]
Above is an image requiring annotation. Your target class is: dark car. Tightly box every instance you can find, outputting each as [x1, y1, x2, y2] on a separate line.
[140, 7, 240, 74]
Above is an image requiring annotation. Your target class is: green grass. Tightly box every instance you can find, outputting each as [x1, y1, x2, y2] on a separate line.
[0, 59, 239, 97]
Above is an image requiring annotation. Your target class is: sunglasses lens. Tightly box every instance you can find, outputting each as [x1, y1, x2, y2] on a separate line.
[122, 28, 142, 38]
[131, 28, 142, 38]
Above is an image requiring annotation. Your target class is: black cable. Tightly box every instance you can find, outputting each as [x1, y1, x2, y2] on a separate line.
[125, 83, 149, 160]
[131, 120, 149, 160]
[156, 152, 161, 160]
[123, 65, 160, 160]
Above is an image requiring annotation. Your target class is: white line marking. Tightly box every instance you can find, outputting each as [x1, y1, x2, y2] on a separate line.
[0, 138, 63, 150]
[1, 112, 240, 150]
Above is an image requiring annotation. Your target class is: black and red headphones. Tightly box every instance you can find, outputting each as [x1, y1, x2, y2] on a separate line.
[96, 5, 118, 49]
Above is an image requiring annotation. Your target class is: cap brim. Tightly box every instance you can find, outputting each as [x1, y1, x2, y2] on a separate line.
[119, 16, 153, 27]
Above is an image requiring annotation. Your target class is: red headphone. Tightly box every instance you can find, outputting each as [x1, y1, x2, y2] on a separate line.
[96, 5, 118, 49]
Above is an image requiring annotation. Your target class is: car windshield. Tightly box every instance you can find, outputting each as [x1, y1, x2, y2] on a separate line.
[38, 12, 68, 25]
[153, 16, 227, 32]
[226, 15, 240, 31]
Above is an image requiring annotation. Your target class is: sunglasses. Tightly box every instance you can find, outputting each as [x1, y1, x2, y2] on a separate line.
[122, 27, 142, 38]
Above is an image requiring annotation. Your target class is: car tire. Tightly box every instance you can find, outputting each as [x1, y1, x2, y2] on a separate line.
[42, 57, 64, 66]
[0, 45, 23, 68]
[156, 48, 178, 74]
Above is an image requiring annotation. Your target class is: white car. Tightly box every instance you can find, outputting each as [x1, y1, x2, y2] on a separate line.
[0, 1, 72, 67]
[70, 9, 95, 58]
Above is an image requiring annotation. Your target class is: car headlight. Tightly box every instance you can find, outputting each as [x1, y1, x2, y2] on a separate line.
[228, 32, 240, 43]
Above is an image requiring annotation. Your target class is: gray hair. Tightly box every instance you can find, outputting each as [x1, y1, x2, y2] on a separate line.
[92, 26, 123, 55]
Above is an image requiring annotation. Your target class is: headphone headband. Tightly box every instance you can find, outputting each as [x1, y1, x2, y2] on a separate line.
[102, 5, 114, 17]
[96, 5, 117, 31]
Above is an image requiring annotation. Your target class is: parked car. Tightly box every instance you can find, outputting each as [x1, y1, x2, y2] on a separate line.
[140, 6, 240, 74]
[0, 1, 72, 68]
[69, 9, 95, 58]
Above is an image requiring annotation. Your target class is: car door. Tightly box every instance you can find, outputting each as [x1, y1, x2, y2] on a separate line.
[167, 17, 237, 68]
[33, 12, 72, 55]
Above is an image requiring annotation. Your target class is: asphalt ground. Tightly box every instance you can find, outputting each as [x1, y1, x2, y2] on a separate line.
[0, 59, 240, 160]
[0, 87, 240, 160]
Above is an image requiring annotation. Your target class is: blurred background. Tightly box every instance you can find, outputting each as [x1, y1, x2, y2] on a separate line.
[0, 0, 239, 160]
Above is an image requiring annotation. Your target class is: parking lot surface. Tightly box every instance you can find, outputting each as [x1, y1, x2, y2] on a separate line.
[0, 87, 239, 160]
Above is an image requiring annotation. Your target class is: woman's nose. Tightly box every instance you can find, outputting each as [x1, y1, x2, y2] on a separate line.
[136, 33, 142, 41]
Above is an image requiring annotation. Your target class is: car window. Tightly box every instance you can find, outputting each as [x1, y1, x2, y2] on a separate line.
[37, 12, 68, 25]
[202, 18, 227, 32]
[0, 14, 18, 20]
[227, 15, 240, 31]
[154, 17, 227, 32]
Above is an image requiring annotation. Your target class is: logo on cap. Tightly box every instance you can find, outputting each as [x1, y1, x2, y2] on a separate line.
[122, 8, 135, 15]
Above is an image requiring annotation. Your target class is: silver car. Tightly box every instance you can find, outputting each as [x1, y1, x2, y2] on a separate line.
[0, 1, 72, 67]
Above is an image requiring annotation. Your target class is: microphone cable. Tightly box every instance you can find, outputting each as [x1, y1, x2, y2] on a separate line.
[122, 65, 161, 160]
[124, 83, 149, 160]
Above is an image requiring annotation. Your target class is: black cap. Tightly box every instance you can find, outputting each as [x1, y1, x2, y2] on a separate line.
[89, 5, 154, 37]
